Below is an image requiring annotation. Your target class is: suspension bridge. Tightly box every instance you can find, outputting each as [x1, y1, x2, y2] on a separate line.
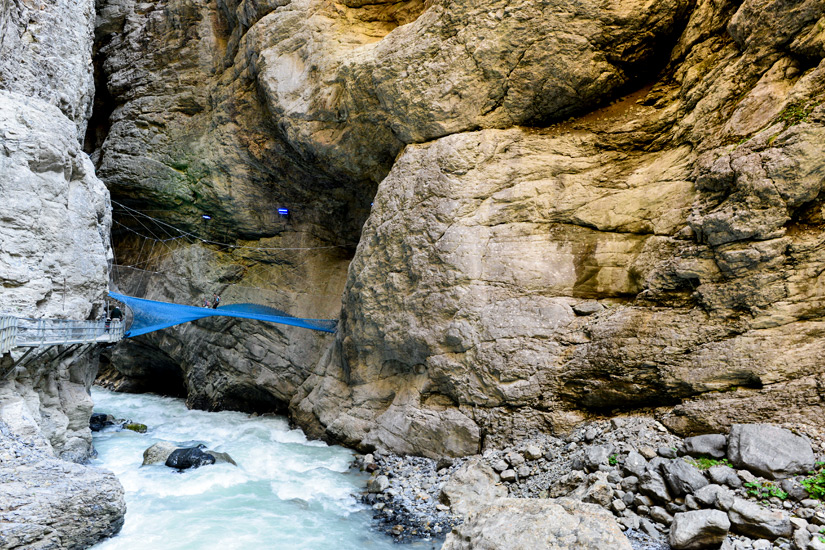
[0, 291, 337, 357]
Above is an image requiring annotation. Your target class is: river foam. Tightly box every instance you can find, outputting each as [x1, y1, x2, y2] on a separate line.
[89, 387, 439, 550]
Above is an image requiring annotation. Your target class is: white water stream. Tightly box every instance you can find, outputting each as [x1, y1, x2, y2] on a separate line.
[89, 387, 439, 550]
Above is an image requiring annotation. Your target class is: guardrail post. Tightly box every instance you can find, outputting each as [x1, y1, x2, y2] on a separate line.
[0, 317, 18, 354]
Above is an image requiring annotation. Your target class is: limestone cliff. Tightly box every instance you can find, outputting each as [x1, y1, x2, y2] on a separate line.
[0, 0, 124, 545]
[93, 0, 825, 458]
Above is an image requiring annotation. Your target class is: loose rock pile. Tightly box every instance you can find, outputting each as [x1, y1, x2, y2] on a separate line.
[359, 419, 825, 549]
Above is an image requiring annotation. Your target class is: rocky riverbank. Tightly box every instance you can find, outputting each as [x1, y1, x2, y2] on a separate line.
[0, 420, 125, 548]
[359, 419, 825, 549]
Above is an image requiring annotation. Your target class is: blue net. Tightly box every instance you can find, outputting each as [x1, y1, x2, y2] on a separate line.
[108, 292, 337, 337]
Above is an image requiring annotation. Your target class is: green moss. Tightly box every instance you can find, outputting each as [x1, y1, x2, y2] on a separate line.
[744, 480, 788, 501]
[777, 102, 815, 126]
[609, 454, 618, 466]
[686, 456, 732, 470]
[124, 423, 148, 434]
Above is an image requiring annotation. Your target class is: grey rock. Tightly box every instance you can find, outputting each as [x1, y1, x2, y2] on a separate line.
[779, 478, 809, 502]
[640, 469, 672, 503]
[640, 447, 659, 460]
[441, 498, 633, 550]
[682, 435, 727, 459]
[516, 465, 531, 478]
[584, 473, 614, 507]
[584, 445, 614, 471]
[669, 510, 731, 550]
[624, 451, 649, 478]
[685, 494, 700, 510]
[506, 452, 526, 467]
[492, 459, 509, 472]
[708, 465, 743, 489]
[663, 459, 710, 497]
[650, 506, 674, 525]
[368, 475, 390, 493]
[727, 424, 815, 480]
[142, 441, 179, 465]
[613, 499, 627, 513]
[523, 445, 543, 461]
[693, 484, 735, 511]
[205, 450, 237, 466]
[727, 497, 793, 539]
[549, 470, 587, 498]
[659, 447, 679, 459]
[573, 302, 605, 316]
[640, 517, 661, 537]
[439, 458, 507, 518]
[500, 469, 517, 482]
[622, 476, 640, 491]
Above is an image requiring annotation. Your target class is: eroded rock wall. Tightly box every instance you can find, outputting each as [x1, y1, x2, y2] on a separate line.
[0, 0, 124, 545]
[95, 0, 825, 459]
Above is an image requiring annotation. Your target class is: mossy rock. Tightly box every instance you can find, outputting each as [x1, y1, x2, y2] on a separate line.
[124, 423, 148, 433]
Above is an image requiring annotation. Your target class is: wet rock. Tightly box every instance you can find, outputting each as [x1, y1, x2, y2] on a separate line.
[165, 446, 217, 470]
[682, 435, 727, 459]
[727, 424, 815, 480]
[205, 450, 237, 466]
[441, 498, 633, 550]
[90, 413, 119, 432]
[669, 510, 731, 550]
[124, 423, 147, 434]
[142, 441, 179, 465]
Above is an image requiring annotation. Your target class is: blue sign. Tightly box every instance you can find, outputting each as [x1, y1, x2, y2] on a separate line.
[277, 208, 289, 216]
[202, 215, 212, 220]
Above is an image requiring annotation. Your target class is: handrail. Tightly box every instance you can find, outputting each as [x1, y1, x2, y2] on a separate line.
[0, 316, 18, 354]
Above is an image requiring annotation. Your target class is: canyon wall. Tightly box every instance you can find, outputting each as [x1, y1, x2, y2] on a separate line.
[94, 0, 825, 458]
[0, 0, 125, 545]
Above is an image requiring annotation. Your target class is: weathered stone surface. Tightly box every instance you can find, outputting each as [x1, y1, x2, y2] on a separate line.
[727, 497, 793, 539]
[727, 424, 815, 479]
[143, 441, 179, 466]
[439, 457, 507, 517]
[165, 446, 217, 470]
[94, 0, 825, 463]
[682, 434, 727, 459]
[662, 459, 710, 497]
[0, 421, 125, 548]
[441, 498, 633, 550]
[640, 469, 672, 504]
[367, 474, 390, 493]
[624, 451, 649, 478]
[669, 510, 731, 550]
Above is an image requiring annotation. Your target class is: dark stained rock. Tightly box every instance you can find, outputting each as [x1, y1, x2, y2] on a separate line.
[165, 446, 216, 470]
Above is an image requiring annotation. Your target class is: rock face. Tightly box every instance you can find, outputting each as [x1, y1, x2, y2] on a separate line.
[0, 421, 125, 549]
[90, 0, 825, 460]
[727, 423, 815, 479]
[441, 497, 633, 550]
[0, 0, 125, 546]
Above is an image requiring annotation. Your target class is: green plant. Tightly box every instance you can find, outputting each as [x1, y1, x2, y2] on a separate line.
[686, 456, 732, 470]
[778, 102, 815, 126]
[608, 454, 618, 466]
[800, 463, 825, 500]
[744, 481, 788, 501]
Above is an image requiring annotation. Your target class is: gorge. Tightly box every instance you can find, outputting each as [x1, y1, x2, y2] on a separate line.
[1, 0, 824, 547]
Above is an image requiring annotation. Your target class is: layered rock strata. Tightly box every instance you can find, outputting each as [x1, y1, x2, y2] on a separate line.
[92, 0, 825, 460]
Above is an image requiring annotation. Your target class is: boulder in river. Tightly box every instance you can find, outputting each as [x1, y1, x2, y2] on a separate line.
[90, 413, 122, 432]
[165, 445, 216, 470]
[143, 441, 178, 465]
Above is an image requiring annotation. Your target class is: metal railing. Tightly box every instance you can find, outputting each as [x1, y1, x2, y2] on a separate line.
[0, 317, 18, 354]
[13, 318, 124, 348]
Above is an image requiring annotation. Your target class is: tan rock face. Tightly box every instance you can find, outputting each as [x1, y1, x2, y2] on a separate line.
[95, 0, 825, 459]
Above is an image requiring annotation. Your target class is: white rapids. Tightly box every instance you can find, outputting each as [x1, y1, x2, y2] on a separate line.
[89, 387, 439, 550]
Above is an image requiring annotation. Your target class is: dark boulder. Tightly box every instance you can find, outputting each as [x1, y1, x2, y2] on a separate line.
[165, 445, 216, 470]
[90, 413, 120, 432]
